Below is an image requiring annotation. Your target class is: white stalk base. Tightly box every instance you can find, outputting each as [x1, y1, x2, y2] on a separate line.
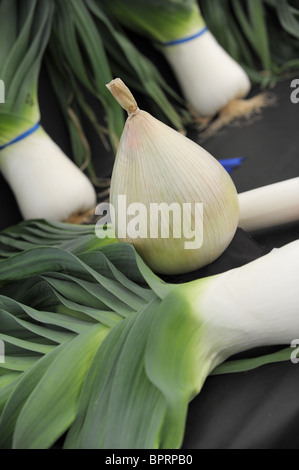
[0, 127, 97, 221]
[197, 241, 299, 360]
[238, 178, 299, 232]
[161, 30, 251, 117]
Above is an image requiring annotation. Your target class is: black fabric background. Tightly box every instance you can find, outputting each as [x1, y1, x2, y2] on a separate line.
[0, 53, 298, 448]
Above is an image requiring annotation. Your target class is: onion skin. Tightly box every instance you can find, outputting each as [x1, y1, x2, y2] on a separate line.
[108, 79, 240, 275]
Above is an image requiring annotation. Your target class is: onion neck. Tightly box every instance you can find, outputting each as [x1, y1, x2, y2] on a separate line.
[106, 78, 139, 116]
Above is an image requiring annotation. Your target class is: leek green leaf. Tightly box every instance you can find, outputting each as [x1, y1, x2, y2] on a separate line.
[0, 219, 117, 261]
[213, 347, 294, 376]
[12, 323, 109, 449]
[0, 342, 67, 449]
[0, 376, 22, 418]
[200, 0, 299, 83]
[0, 305, 72, 344]
[276, 0, 299, 39]
[247, 0, 272, 71]
[99, 0, 202, 43]
[64, 299, 166, 449]
[48, 290, 122, 328]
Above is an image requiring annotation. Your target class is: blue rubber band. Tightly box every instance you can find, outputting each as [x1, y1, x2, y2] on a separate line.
[219, 157, 244, 173]
[158, 26, 208, 47]
[0, 121, 40, 151]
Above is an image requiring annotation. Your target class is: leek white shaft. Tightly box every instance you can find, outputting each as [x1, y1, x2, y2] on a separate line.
[238, 178, 299, 232]
[197, 241, 299, 360]
[161, 30, 251, 117]
[0, 126, 97, 221]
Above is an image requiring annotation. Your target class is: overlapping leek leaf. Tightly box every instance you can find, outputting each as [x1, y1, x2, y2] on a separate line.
[0, 219, 117, 260]
[11, 324, 109, 449]
[66, 288, 210, 449]
[0, 243, 157, 448]
[64, 298, 166, 449]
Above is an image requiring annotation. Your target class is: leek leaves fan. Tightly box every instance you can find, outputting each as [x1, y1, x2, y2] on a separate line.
[0, 219, 117, 261]
[0, 242, 156, 448]
[0, 220, 296, 449]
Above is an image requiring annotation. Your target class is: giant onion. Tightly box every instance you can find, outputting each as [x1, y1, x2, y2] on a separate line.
[107, 78, 240, 275]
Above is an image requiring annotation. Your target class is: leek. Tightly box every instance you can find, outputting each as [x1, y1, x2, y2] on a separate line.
[101, 0, 251, 118]
[66, 240, 299, 449]
[238, 178, 299, 232]
[0, 233, 298, 448]
[0, 0, 96, 221]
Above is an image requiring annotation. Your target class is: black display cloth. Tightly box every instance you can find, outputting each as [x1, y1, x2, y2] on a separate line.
[0, 63, 298, 449]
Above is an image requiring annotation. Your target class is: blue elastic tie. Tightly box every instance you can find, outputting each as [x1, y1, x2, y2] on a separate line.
[0, 121, 40, 151]
[219, 157, 244, 174]
[158, 26, 208, 47]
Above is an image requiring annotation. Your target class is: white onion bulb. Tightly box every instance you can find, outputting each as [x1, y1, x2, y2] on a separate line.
[107, 79, 239, 275]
